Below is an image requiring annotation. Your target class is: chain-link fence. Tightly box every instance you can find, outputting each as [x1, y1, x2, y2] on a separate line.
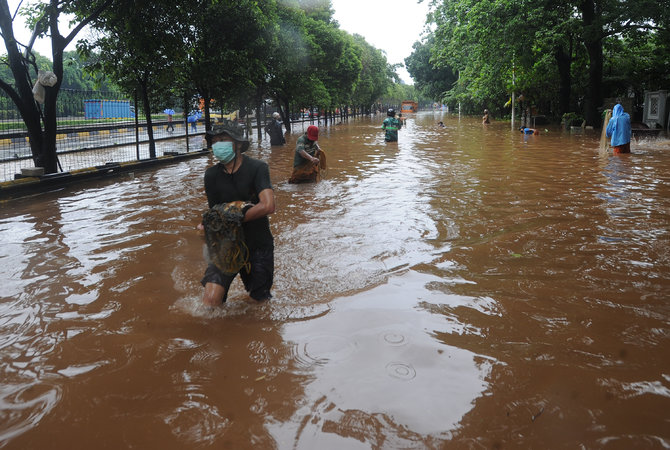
[0, 89, 206, 182]
[1, 88, 380, 183]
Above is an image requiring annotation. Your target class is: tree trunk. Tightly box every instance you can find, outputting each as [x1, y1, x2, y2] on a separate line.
[0, 4, 46, 170]
[1, 0, 112, 174]
[139, 80, 156, 158]
[204, 99, 211, 131]
[554, 43, 572, 117]
[280, 97, 291, 133]
[584, 39, 603, 126]
[276, 103, 286, 131]
[580, 0, 604, 126]
[40, 43, 65, 173]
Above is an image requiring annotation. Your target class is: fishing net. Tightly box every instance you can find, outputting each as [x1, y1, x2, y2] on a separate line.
[288, 149, 327, 184]
[202, 201, 250, 275]
[599, 109, 612, 154]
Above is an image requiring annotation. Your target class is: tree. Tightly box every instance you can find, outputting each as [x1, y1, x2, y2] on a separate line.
[404, 35, 457, 103]
[0, 0, 114, 173]
[61, 50, 119, 91]
[429, 0, 532, 115]
[80, 0, 188, 158]
[264, 2, 313, 132]
[577, 0, 669, 124]
[303, 18, 361, 110]
[265, 2, 362, 130]
[604, 29, 670, 104]
[297, 0, 335, 24]
[182, 0, 274, 132]
[425, 0, 670, 123]
[351, 34, 394, 112]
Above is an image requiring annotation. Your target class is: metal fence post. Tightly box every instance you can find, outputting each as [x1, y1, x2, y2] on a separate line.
[134, 89, 140, 160]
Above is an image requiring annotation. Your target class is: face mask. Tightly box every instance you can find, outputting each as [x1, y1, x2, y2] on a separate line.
[212, 141, 235, 163]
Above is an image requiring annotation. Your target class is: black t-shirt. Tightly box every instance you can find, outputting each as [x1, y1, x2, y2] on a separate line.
[204, 155, 273, 250]
[266, 119, 285, 144]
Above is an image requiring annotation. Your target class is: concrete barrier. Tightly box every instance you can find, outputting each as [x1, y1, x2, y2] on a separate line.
[1, 149, 209, 201]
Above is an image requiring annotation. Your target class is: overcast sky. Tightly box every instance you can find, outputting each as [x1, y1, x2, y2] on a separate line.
[7, 0, 431, 84]
[331, 0, 431, 83]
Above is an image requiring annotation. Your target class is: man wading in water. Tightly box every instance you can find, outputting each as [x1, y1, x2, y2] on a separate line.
[264, 112, 286, 146]
[382, 108, 401, 142]
[199, 122, 275, 306]
[289, 125, 325, 183]
[606, 103, 632, 154]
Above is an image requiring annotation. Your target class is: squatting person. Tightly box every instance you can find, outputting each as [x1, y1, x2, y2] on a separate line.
[289, 125, 324, 183]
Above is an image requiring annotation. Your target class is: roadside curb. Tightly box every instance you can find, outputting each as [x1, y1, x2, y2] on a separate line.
[0, 149, 209, 201]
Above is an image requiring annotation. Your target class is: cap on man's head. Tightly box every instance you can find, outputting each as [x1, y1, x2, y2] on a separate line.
[307, 125, 319, 141]
[272, 112, 280, 119]
[206, 121, 249, 152]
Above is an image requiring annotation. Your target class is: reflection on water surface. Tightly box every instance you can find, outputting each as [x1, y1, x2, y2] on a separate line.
[1, 113, 669, 448]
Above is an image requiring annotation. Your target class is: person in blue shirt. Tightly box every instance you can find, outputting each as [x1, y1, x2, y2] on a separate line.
[606, 103, 632, 154]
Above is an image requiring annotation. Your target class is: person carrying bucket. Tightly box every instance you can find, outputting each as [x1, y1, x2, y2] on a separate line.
[606, 103, 632, 154]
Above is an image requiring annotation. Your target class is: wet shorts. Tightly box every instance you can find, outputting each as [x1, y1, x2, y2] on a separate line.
[612, 143, 630, 154]
[201, 247, 274, 302]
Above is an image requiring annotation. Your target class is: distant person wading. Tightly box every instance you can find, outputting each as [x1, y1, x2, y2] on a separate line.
[265, 112, 286, 146]
[288, 125, 326, 184]
[382, 108, 402, 142]
[482, 109, 490, 124]
[606, 103, 632, 154]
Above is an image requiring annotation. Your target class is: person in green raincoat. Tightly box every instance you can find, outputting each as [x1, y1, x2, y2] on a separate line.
[382, 108, 402, 142]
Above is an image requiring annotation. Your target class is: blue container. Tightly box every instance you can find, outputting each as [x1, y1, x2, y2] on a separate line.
[84, 99, 135, 119]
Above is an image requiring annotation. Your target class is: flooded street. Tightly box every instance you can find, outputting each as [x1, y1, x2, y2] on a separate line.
[1, 113, 669, 449]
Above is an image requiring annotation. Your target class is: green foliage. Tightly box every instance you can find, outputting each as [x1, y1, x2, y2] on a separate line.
[302, 18, 361, 108]
[604, 30, 670, 98]
[405, 36, 457, 101]
[297, 0, 336, 24]
[351, 35, 393, 108]
[422, 0, 670, 121]
[0, 0, 119, 172]
[561, 111, 583, 126]
[3, 0, 408, 148]
[82, 1, 183, 93]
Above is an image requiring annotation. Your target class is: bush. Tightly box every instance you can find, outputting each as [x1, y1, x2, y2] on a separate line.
[561, 112, 584, 127]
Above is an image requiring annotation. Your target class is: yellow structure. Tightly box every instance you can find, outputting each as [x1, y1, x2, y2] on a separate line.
[400, 101, 418, 114]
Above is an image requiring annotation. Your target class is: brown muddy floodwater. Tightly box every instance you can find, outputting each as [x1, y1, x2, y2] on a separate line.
[1, 113, 670, 449]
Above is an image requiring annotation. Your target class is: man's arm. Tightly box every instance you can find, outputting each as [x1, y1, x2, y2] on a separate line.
[298, 148, 319, 164]
[244, 188, 275, 222]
